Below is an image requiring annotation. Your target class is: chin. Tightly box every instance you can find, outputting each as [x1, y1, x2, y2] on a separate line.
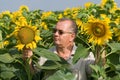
[54, 42, 61, 46]
[54, 42, 59, 45]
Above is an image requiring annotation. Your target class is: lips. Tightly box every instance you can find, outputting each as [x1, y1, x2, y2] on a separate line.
[54, 38, 58, 41]
[54, 36, 59, 40]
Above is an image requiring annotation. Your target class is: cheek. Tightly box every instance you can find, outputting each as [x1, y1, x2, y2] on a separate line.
[61, 36, 71, 42]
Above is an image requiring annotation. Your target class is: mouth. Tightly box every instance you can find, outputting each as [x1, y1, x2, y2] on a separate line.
[54, 36, 59, 40]
[54, 38, 58, 41]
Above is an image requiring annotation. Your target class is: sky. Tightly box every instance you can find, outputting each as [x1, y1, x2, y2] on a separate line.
[0, 0, 120, 12]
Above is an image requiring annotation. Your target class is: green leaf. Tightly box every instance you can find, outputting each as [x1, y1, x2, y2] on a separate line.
[72, 44, 89, 64]
[1, 63, 12, 71]
[40, 59, 69, 70]
[116, 64, 120, 72]
[111, 74, 120, 80]
[46, 70, 76, 80]
[90, 65, 99, 73]
[107, 54, 119, 65]
[0, 71, 15, 80]
[40, 60, 61, 70]
[41, 65, 60, 70]
[33, 48, 61, 61]
[0, 53, 14, 63]
[107, 43, 120, 53]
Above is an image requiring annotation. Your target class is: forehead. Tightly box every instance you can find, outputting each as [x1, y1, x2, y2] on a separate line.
[56, 21, 71, 30]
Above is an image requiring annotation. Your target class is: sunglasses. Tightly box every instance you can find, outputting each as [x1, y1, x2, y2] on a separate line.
[53, 28, 72, 35]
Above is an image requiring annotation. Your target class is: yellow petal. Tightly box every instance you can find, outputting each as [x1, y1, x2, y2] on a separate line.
[15, 44, 25, 50]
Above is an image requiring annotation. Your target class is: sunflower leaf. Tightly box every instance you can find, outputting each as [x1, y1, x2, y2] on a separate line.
[33, 48, 61, 61]
[107, 43, 120, 54]
[46, 70, 76, 80]
[0, 71, 15, 80]
[72, 44, 89, 64]
[0, 53, 14, 63]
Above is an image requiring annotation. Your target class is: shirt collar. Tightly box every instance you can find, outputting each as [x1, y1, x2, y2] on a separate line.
[51, 43, 77, 56]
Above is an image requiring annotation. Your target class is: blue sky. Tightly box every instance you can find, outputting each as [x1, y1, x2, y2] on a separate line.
[0, 0, 120, 12]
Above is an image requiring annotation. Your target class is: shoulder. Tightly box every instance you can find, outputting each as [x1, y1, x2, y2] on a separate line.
[49, 46, 57, 54]
[84, 52, 95, 67]
[86, 52, 95, 60]
[49, 46, 56, 52]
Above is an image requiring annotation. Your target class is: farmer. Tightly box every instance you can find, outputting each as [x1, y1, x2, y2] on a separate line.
[23, 18, 95, 80]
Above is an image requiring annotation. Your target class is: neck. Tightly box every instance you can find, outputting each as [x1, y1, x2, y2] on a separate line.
[56, 43, 74, 60]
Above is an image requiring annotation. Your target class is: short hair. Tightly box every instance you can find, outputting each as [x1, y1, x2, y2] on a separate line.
[58, 18, 78, 35]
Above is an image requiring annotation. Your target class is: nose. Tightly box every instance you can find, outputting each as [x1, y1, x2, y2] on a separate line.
[54, 30, 59, 36]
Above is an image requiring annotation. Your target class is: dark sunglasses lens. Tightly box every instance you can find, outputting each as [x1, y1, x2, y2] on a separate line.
[58, 30, 63, 35]
[53, 29, 63, 35]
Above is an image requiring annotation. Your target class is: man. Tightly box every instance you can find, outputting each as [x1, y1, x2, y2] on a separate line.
[23, 18, 95, 80]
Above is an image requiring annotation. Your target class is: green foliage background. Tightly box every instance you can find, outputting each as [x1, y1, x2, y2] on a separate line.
[0, 0, 120, 80]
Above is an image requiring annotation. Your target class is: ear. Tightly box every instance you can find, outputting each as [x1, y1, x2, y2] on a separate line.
[70, 33, 75, 41]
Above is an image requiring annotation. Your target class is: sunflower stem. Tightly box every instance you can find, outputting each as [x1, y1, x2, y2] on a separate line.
[95, 45, 101, 65]
[0, 30, 4, 48]
[94, 45, 106, 66]
[25, 58, 33, 80]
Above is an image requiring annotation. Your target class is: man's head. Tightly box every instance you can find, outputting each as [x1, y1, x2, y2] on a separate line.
[53, 18, 78, 47]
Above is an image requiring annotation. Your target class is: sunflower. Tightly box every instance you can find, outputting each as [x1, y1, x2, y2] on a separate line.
[14, 24, 42, 50]
[113, 27, 120, 41]
[71, 7, 80, 19]
[40, 22, 48, 30]
[76, 19, 82, 28]
[0, 10, 13, 19]
[83, 17, 112, 45]
[19, 5, 29, 12]
[3, 40, 9, 46]
[84, 2, 94, 8]
[63, 8, 71, 16]
[41, 11, 53, 20]
[58, 13, 63, 19]
[100, 0, 107, 8]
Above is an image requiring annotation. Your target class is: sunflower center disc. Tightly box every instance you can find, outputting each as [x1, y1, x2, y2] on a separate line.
[93, 23, 105, 37]
[18, 27, 35, 44]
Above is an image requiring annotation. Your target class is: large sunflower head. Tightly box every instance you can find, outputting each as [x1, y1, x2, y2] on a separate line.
[14, 24, 42, 50]
[83, 18, 112, 46]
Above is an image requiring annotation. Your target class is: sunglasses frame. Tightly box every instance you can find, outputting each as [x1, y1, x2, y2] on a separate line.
[53, 28, 72, 35]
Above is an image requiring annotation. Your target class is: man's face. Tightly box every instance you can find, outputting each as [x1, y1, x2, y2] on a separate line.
[53, 21, 75, 47]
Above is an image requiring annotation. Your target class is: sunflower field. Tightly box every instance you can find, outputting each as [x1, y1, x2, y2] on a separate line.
[0, 0, 120, 80]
